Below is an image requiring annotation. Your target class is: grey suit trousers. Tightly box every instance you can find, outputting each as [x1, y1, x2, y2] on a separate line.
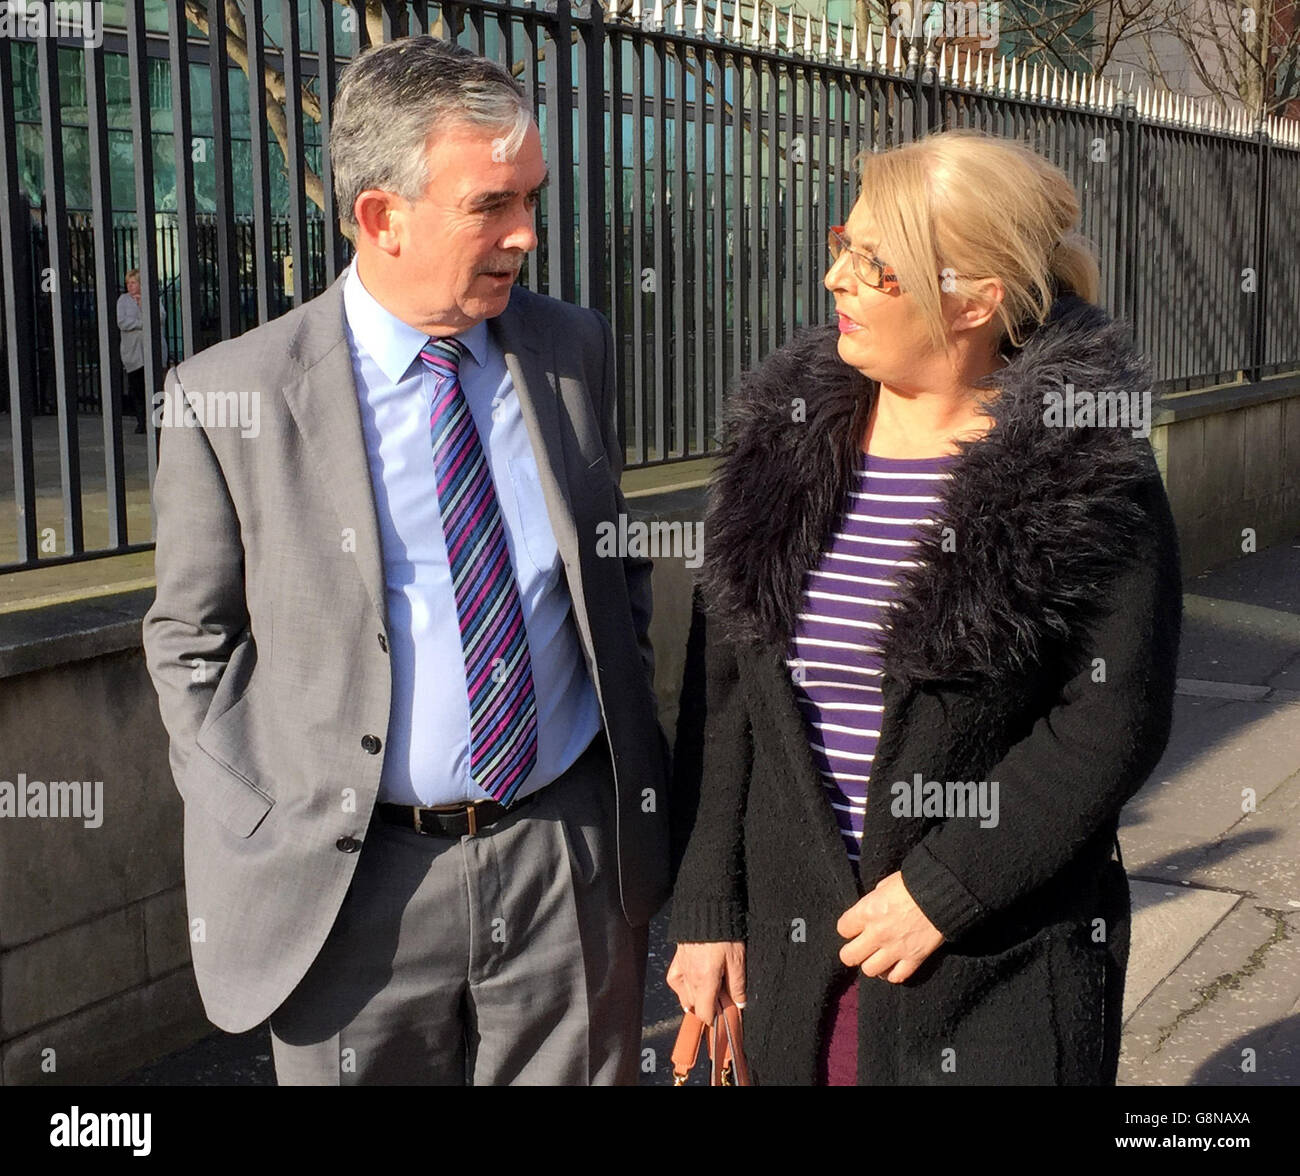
[268, 731, 648, 1085]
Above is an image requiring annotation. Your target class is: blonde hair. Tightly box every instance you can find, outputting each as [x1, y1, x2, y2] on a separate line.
[125, 268, 140, 281]
[850, 128, 1100, 351]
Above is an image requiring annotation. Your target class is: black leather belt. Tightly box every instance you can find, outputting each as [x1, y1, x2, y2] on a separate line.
[376, 790, 539, 838]
[375, 730, 609, 839]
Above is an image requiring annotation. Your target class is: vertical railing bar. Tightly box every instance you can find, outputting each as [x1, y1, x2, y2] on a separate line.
[544, 1, 574, 302]
[170, 0, 201, 359]
[766, 49, 779, 355]
[747, 50, 760, 370]
[732, 44, 744, 390]
[608, 15, 628, 462]
[779, 54, 794, 343]
[85, 37, 129, 548]
[350, 0, 371, 47]
[671, 32, 687, 457]
[282, 0, 310, 305]
[247, 0, 276, 323]
[318, 0, 344, 283]
[1, 39, 38, 565]
[522, 8, 542, 292]
[210, 0, 240, 337]
[631, 26, 646, 464]
[469, 1, 487, 54]
[691, 32, 707, 457]
[577, 0, 607, 312]
[711, 45, 725, 450]
[1251, 128, 1271, 382]
[651, 26, 667, 461]
[37, 32, 84, 554]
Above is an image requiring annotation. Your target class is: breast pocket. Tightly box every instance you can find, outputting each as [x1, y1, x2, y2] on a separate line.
[506, 456, 560, 574]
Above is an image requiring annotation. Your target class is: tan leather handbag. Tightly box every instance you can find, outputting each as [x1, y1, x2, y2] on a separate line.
[670, 990, 752, 1086]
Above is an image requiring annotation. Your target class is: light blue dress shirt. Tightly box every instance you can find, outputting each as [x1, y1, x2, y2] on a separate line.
[343, 260, 601, 806]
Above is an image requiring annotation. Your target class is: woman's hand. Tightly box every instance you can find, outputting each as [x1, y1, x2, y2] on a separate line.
[666, 941, 746, 1024]
[837, 871, 944, 984]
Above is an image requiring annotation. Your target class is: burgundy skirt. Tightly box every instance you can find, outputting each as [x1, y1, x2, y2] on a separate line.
[816, 969, 859, 1085]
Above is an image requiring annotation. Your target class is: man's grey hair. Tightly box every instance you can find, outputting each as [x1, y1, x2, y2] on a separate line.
[330, 36, 531, 236]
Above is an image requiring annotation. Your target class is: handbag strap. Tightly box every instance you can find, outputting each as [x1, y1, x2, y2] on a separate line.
[670, 990, 751, 1086]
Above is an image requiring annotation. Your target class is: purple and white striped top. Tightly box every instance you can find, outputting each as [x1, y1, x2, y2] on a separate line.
[785, 450, 958, 862]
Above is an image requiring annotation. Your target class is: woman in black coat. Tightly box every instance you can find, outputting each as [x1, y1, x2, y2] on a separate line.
[665, 128, 1182, 1085]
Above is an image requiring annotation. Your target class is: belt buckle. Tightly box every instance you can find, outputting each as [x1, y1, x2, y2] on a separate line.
[466, 802, 478, 836]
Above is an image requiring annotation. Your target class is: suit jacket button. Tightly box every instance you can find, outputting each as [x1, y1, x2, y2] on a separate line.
[361, 734, 382, 754]
[377, 633, 388, 652]
[336, 836, 360, 853]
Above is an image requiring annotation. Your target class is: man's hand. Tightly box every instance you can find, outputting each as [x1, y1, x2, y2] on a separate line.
[836, 870, 944, 984]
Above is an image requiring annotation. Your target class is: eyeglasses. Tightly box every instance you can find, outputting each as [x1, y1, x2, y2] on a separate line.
[828, 225, 902, 292]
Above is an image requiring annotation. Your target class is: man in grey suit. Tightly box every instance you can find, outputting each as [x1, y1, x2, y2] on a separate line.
[142, 36, 670, 1085]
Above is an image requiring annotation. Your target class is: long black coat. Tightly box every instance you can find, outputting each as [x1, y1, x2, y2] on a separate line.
[667, 295, 1183, 1085]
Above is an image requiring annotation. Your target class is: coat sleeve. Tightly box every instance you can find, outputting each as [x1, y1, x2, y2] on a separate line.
[899, 472, 1182, 943]
[141, 365, 250, 788]
[666, 585, 753, 942]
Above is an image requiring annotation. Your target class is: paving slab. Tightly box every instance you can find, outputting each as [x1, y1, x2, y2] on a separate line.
[1120, 902, 1300, 1085]
[1125, 879, 1240, 1022]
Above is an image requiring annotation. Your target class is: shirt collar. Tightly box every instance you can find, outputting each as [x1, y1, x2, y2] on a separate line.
[343, 258, 488, 384]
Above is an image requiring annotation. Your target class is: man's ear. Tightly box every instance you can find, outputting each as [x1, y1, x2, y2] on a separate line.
[353, 190, 405, 257]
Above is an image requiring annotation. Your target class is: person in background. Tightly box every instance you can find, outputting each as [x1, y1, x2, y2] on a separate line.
[117, 268, 167, 433]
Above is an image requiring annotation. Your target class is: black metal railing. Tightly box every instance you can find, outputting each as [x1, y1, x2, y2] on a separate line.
[3, 0, 1300, 574]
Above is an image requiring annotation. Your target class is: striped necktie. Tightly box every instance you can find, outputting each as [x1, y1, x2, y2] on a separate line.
[419, 335, 538, 805]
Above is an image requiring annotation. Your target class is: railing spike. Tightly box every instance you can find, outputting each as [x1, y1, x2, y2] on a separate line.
[768, 2, 778, 48]
[834, 20, 844, 61]
[749, 0, 760, 44]
[963, 45, 973, 88]
[819, 11, 828, 60]
[713, 0, 723, 37]
[849, 20, 858, 64]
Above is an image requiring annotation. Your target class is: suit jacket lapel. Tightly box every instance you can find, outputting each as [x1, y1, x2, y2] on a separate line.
[282, 273, 391, 631]
[488, 288, 581, 583]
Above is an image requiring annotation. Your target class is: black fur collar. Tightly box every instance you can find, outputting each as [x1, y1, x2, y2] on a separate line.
[699, 295, 1164, 689]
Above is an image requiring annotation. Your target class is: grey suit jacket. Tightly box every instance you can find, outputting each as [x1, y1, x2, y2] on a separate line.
[142, 273, 671, 1033]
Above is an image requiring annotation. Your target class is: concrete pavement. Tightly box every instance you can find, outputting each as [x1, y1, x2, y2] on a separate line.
[1120, 537, 1300, 1085]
